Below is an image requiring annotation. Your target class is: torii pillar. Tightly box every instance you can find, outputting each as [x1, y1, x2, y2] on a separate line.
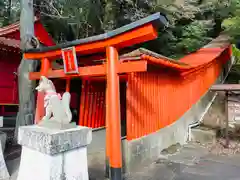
[106, 46, 122, 179]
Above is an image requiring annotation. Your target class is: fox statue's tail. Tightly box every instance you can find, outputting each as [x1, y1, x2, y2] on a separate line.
[61, 92, 72, 123]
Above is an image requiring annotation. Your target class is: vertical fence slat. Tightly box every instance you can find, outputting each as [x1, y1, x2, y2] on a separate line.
[83, 81, 90, 126]
[78, 80, 86, 126]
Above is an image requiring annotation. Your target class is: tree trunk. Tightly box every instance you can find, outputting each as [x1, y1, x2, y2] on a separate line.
[14, 0, 39, 140]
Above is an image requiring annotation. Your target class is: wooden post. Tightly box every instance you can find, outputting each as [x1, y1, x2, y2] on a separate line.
[66, 79, 71, 92]
[79, 80, 86, 126]
[35, 58, 51, 124]
[40, 58, 51, 74]
[105, 86, 110, 178]
[225, 91, 229, 148]
[106, 46, 122, 180]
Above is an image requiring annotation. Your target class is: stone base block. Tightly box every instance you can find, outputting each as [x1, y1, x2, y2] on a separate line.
[0, 142, 9, 179]
[38, 121, 77, 130]
[17, 125, 92, 180]
[17, 146, 88, 180]
[0, 131, 9, 179]
[18, 125, 92, 155]
[0, 131, 6, 152]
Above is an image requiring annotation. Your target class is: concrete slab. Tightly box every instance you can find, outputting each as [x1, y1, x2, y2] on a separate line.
[174, 173, 221, 180]
[185, 159, 240, 178]
[165, 144, 208, 166]
[125, 142, 240, 180]
[201, 154, 240, 167]
[191, 128, 216, 144]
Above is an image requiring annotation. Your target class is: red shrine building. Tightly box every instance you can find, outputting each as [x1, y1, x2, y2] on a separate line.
[22, 13, 233, 180]
[0, 19, 55, 121]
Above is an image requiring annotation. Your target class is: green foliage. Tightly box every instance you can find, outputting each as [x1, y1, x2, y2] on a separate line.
[221, 0, 240, 42]
[0, 0, 235, 58]
[222, 16, 240, 40]
[0, 0, 20, 27]
[141, 0, 233, 58]
[232, 44, 240, 63]
[37, 0, 105, 42]
[0, 0, 4, 27]
[175, 20, 213, 55]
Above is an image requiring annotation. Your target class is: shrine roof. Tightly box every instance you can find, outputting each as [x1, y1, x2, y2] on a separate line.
[0, 37, 20, 49]
[0, 21, 20, 37]
[0, 18, 55, 47]
[123, 34, 231, 73]
[24, 12, 168, 53]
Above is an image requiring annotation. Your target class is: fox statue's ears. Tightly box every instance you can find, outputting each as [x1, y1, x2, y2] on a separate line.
[40, 76, 52, 86]
[40, 76, 48, 83]
[38, 76, 56, 91]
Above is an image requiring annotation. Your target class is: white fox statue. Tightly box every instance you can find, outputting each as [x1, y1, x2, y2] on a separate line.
[35, 76, 73, 126]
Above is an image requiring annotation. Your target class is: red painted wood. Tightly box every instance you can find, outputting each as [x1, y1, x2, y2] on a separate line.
[126, 46, 232, 140]
[0, 52, 20, 105]
[0, 20, 55, 117]
[78, 81, 106, 128]
[79, 80, 86, 126]
[0, 20, 55, 46]
[24, 24, 157, 60]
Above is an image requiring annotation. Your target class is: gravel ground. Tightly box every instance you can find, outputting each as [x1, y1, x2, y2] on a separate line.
[207, 138, 240, 155]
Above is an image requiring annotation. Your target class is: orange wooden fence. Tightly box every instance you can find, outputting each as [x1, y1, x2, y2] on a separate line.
[78, 81, 106, 128]
[78, 81, 127, 129]
[126, 46, 231, 140]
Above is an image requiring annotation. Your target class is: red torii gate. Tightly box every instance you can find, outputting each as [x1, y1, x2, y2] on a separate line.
[23, 13, 168, 180]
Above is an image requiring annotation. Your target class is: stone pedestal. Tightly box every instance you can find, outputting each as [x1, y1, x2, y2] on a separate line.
[17, 125, 92, 180]
[0, 131, 6, 152]
[0, 131, 9, 179]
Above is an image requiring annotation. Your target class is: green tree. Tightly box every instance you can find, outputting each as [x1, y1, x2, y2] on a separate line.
[25, 0, 233, 58]
[0, 0, 20, 27]
[222, 0, 240, 42]
[145, 0, 233, 58]
[1, 0, 235, 56]
[0, 0, 4, 26]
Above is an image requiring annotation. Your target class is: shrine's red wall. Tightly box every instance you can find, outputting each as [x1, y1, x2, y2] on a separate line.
[0, 20, 55, 116]
[1, 21, 55, 46]
[0, 51, 20, 105]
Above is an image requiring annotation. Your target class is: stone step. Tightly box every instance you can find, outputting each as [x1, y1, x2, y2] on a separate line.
[190, 127, 217, 144]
